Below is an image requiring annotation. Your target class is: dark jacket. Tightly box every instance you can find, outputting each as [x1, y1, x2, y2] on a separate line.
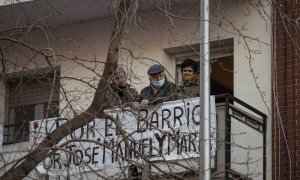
[104, 83, 138, 108]
[138, 80, 177, 105]
[178, 80, 200, 99]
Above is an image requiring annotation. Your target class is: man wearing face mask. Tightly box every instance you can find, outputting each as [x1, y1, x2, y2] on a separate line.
[178, 59, 199, 99]
[132, 64, 176, 109]
[104, 66, 138, 108]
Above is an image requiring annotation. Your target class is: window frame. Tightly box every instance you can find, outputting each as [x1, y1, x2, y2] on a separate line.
[3, 67, 60, 144]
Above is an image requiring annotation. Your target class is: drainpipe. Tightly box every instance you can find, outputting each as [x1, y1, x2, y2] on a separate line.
[199, 0, 211, 180]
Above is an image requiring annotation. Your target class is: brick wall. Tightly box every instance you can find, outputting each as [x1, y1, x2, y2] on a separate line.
[273, 0, 300, 179]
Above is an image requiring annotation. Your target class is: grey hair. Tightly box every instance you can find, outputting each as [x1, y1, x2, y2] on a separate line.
[114, 66, 126, 76]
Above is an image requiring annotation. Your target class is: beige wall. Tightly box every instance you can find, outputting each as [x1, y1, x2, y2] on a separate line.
[0, 1, 272, 113]
[0, 1, 272, 178]
[210, 2, 272, 179]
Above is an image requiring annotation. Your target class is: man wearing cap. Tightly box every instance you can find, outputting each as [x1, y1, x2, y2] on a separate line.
[132, 64, 176, 109]
[178, 59, 200, 99]
[104, 66, 138, 108]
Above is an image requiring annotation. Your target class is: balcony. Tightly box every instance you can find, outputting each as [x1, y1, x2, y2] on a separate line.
[213, 94, 267, 180]
[0, 94, 267, 179]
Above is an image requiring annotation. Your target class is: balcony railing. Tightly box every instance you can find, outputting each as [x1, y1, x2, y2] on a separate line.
[1, 94, 267, 180]
[213, 94, 267, 180]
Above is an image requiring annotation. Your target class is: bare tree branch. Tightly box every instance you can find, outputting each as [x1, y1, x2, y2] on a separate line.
[1, 0, 134, 179]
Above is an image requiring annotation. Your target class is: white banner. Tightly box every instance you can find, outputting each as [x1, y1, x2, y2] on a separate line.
[30, 97, 216, 176]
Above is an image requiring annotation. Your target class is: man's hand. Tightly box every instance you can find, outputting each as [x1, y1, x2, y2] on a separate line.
[132, 102, 141, 110]
[132, 99, 149, 110]
[141, 99, 149, 106]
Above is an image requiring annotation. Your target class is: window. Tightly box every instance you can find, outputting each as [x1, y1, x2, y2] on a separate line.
[165, 38, 234, 95]
[3, 68, 60, 144]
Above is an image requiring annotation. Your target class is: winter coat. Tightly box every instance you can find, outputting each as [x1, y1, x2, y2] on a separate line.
[178, 80, 200, 99]
[138, 80, 177, 105]
[104, 83, 138, 108]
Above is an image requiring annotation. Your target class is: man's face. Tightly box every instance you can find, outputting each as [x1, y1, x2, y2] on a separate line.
[150, 72, 165, 82]
[114, 73, 126, 87]
[182, 66, 195, 81]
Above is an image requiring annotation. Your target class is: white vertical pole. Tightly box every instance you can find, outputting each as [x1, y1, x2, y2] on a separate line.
[199, 0, 211, 180]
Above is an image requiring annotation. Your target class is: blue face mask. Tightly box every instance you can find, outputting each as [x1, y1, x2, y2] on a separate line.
[152, 79, 165, 88]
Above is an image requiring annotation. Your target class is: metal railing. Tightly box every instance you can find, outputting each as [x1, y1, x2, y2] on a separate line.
[214, 94, 267, 180]
[1, 94, 267, 180]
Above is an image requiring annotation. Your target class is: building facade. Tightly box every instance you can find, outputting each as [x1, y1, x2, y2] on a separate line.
[0, 0, 275, 179]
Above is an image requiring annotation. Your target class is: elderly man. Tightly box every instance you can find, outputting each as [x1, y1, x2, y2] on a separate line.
[178, 59, 199, 99]
[104, 66, 138, 108]
[133, 64, 176, 109]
